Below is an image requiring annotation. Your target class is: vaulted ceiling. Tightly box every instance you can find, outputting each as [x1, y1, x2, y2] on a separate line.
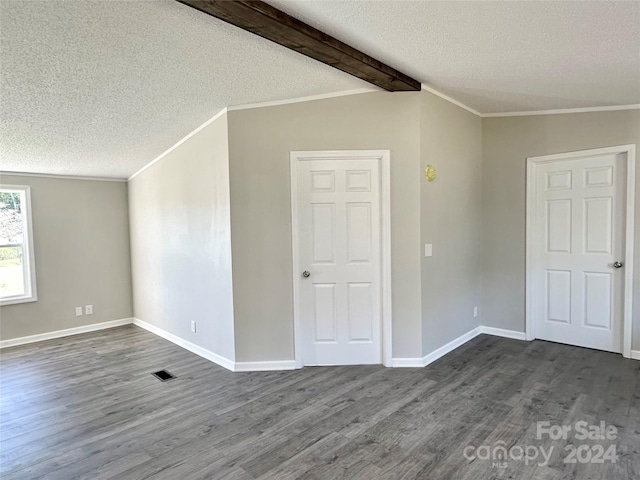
[272, 0, 640, 114]
[1, 1, 638, 178]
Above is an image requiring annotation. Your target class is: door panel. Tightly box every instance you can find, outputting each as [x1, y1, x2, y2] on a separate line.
[546, 269, 571, 323]
[345, 170, 371, 192]
[313, 284, 337, 342]
[311, 204, 336, 264]
[296, 158, 381, 365]
[346, 203, 372, 263]
[584, 197, 612, 254]
[347, 282, 373, 342]
[584, 166, 613, 188]
[583, 272, 611, 329]
[546, 200, 572, 253]
[546, 170, 572, 190]
[533, 153, 625, 352]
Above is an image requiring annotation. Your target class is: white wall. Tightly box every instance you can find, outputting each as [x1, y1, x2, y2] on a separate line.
[0, 174, 132, 340]
[128, 113, 236, 361]
[482, 109, 640, 348]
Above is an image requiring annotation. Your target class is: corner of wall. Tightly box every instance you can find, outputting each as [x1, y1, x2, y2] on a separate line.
[418, 89, 484, 358]
[128, 110, 236, 363]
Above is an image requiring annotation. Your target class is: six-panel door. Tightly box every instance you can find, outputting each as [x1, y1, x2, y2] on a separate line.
[297, 159, 382, 365]
[533, 154, 625, 352]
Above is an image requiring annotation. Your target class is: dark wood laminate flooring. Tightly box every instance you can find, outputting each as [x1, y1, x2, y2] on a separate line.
[1, 325, 639, 479]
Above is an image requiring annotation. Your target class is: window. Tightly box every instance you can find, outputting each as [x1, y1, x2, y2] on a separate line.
[0, 185, 37, 305]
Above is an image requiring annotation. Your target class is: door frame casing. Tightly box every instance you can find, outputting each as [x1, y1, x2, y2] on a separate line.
[290, 150, 392, 368]
[525, 144, 636, 358]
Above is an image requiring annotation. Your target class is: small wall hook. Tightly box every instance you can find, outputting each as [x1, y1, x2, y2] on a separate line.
[425, 164, 437, 182]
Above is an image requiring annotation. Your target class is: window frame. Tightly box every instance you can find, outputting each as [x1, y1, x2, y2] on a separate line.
[0, 184, 37, 306]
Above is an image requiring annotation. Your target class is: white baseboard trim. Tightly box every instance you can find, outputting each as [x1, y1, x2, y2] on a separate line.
[478, 326, 527, 341]
[390, 357, 427, 368]
[132, 318, 297, 372]
[0, 318, 133, 349]
[391, 327, 483, 368]
[422, 327, 483, 367]
[390, 325, 530, 368]
[630, 350, 640, 361]
[233, 360, 297, 372]
[132, 318, 236, 372]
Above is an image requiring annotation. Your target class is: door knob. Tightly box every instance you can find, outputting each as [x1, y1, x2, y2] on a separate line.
[613, 261, 624, 269]
[302, 271, 311, 278]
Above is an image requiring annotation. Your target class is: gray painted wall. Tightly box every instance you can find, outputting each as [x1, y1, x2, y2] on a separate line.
[228, 92, 423, 361]
[482, 109, 640, 348]
[0, 174, 132, 340]
[5, 93, 636, 363]
[128, 113, 236, 361]
[420, 93, 483, 356]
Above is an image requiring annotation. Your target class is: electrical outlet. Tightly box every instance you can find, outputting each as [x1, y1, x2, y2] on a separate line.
[85, 305, 93, 315]
[75, 306, 83, 317]
[191, 321, 196, 333]
[473, 306, 478, 318]
[424, 244, 433, 257]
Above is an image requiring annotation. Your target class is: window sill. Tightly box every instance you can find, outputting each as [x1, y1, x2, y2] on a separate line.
[1, 295, 38, 307]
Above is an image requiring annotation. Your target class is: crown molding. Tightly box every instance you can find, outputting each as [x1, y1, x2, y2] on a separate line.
[420, 83, 482, 117]
[227, 88, 377, 112]
[419, 84, 640, 119]
[127, 89, 379, 183]
[0, 171, 127, 182]
[14, 88, 636, 183]
[127, 108, 229, 181]
[483, 104, 640, 118]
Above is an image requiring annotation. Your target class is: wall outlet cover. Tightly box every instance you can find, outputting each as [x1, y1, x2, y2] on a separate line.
[85, 305, 93, 315]
[75, 307, 83, 316]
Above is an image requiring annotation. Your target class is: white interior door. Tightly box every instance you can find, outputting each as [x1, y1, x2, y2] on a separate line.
[532, 153, 627, 353]
[295, 157, 382, 366]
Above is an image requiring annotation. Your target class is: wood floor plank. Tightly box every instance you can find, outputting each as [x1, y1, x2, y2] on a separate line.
[1, 327, 639, 479]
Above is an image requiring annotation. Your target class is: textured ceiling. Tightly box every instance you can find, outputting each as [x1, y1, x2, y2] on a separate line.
[272, 0, 640, 114]
[0, 0, 369, 178]
[1, 1, 639, 178]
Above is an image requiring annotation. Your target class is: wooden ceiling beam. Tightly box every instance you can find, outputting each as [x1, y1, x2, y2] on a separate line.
[176, 0, 421, 92]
